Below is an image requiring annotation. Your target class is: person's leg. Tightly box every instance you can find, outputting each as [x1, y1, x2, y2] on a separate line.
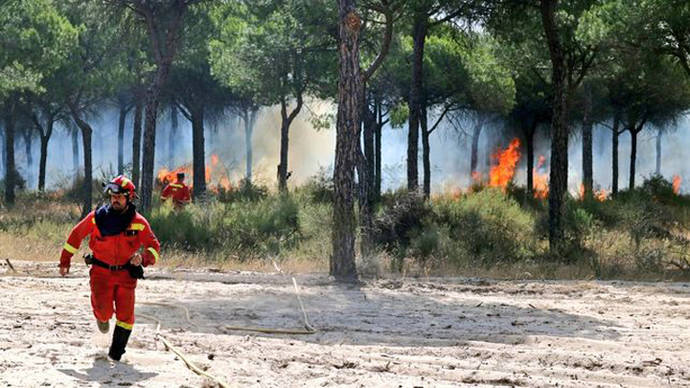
[109, 282, 135, 361]
[89, 268, 115, 331]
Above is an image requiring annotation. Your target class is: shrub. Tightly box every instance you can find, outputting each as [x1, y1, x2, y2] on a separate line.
[220, 194, 301, 258]
[301, 167, 334, 203]
[433, 188, 538, 267]
[216, 178, 269, 203]
[373, 190, 430, 257]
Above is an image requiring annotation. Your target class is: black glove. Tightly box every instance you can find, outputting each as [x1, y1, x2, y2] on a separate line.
[127, 263, 145, 279]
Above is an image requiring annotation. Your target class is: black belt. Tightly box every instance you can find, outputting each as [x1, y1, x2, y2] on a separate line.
[86, 255, 128, 271]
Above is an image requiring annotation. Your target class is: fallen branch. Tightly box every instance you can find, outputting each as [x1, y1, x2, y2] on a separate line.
[137, 312, 231, 388]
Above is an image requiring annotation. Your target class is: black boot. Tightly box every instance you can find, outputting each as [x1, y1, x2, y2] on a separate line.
[108, 325, 132, 361]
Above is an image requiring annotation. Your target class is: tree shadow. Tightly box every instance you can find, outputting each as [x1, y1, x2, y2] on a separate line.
[57, 356, 157, 387]
[136, 276, 623, 347]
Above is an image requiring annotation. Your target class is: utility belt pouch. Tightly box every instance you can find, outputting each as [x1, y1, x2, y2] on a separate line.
[84, 253, 94, 266]
[127, 264, 145, 280]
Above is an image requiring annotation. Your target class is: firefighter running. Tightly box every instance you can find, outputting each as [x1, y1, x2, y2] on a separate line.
[160, 172, 191, 209]
[59, 175, 161, 361]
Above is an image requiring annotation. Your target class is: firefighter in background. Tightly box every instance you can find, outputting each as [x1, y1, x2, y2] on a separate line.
[161, 172, 191, 209]
[59, 175, 160, 361]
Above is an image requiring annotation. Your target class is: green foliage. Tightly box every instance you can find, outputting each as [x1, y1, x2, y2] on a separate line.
[221, 195, 301, 258]
[373, 190, 431, 260]
[150, 195, 300, 259]
[389, 103, 409, 128]
[299, 167, 333, 204]
[374, 189, 538, 269]
[0, 0, 78, 97]
[216, 178, 269, 203]
[432, 189, 538, 267]
[209, 0, 336, 106]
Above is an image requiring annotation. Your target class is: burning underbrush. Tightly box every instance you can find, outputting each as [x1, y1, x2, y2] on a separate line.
[1, 168, 690, 281]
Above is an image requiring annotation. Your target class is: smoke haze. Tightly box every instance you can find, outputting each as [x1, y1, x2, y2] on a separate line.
[9, 105, 690, 195]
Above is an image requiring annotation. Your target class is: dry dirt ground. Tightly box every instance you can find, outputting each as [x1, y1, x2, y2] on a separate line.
[0, 260, 688, 387]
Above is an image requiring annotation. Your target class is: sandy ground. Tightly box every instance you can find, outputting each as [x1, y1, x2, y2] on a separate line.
[0, 260, 688, 387]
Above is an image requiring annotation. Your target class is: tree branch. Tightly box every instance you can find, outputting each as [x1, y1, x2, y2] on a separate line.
[427, 104, 452, 135]
[362, 2, 393, 83]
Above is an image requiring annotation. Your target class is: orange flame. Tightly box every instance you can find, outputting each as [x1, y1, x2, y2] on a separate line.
[532, 155, 549, 199]
[595, 189, 609, 201]
[489, 138, 521, 189]
[157, 153, 233, 193]
[673, 175, 681, 195]
[157, 166, 191, 185]
[579, 182, 608, 202]
[471, 171, 482, 183]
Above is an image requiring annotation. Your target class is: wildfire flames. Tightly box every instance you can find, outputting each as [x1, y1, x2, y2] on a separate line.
[157, 154, 232, 192]
[579, 183, 609, 202]
[533, 155, 549, 199]
[489, 138, 521, 189]
[673, 175, 681, 195]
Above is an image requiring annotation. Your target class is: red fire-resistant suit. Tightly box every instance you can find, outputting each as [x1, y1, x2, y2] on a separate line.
[60, 210, 160, 329]
[161, 181, 191, 208]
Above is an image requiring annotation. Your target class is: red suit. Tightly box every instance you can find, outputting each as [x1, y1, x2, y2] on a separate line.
[161, 181, 191, 208]
[60, 206, 160, 329]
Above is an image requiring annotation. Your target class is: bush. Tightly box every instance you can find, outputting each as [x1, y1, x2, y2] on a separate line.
[301, 167, 334, 203]
[373, 190, 431, 260]
[221, 195, 301, 258]
[149, 204, 217, 250]
[433, 189, 538, 267]
[216, 178, 269, 203]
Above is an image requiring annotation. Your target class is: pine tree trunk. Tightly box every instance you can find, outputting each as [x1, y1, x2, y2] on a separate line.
[38, 129, 50, 192]
[69, 109, 93, 218]
[118, 105, 127, 175]
[629, 128, 638, 190]
[470, 123, 481, 179]
[0, 130, 4, 177]
[526, 124, 535, 194]
[192, 106, 206, 198]
[363, 101, 375, 203]
[23, 128, 33, 189]
[582, 85, 593, 198]
[611, 114, 620, 195]
[655, 128, 661, 176]
[374, 103, 382, 203]
[407, 13, 427, 192]
[80, 124, 92, 218]
[71, 127, 79, 176]
[332, 0, 361, 281]
[132, 101, 143, 190]
[277, 97, 302, 192]
[3, 101, 16, 205]
[137, 2, 189, 212]
[541, 0, 570, 253]
[140, 81, 162, 212]
[421, 104, 431, 198]
[359, 93, 376, 255]
[244, 108, 257, 182]
[278, 104, 290, 192]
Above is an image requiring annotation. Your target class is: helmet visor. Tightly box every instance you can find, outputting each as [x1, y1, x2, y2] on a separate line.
[104, 182, 127, 196]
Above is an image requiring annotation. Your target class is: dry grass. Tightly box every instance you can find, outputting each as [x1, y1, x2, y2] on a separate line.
[2, 191, 689, 282]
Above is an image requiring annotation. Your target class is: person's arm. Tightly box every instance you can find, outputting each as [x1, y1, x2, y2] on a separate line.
[181, 186, 191, 204]
[139, 218, 161, 267]
[160, 184, 171, 201]
[59, 212, 95, 275]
